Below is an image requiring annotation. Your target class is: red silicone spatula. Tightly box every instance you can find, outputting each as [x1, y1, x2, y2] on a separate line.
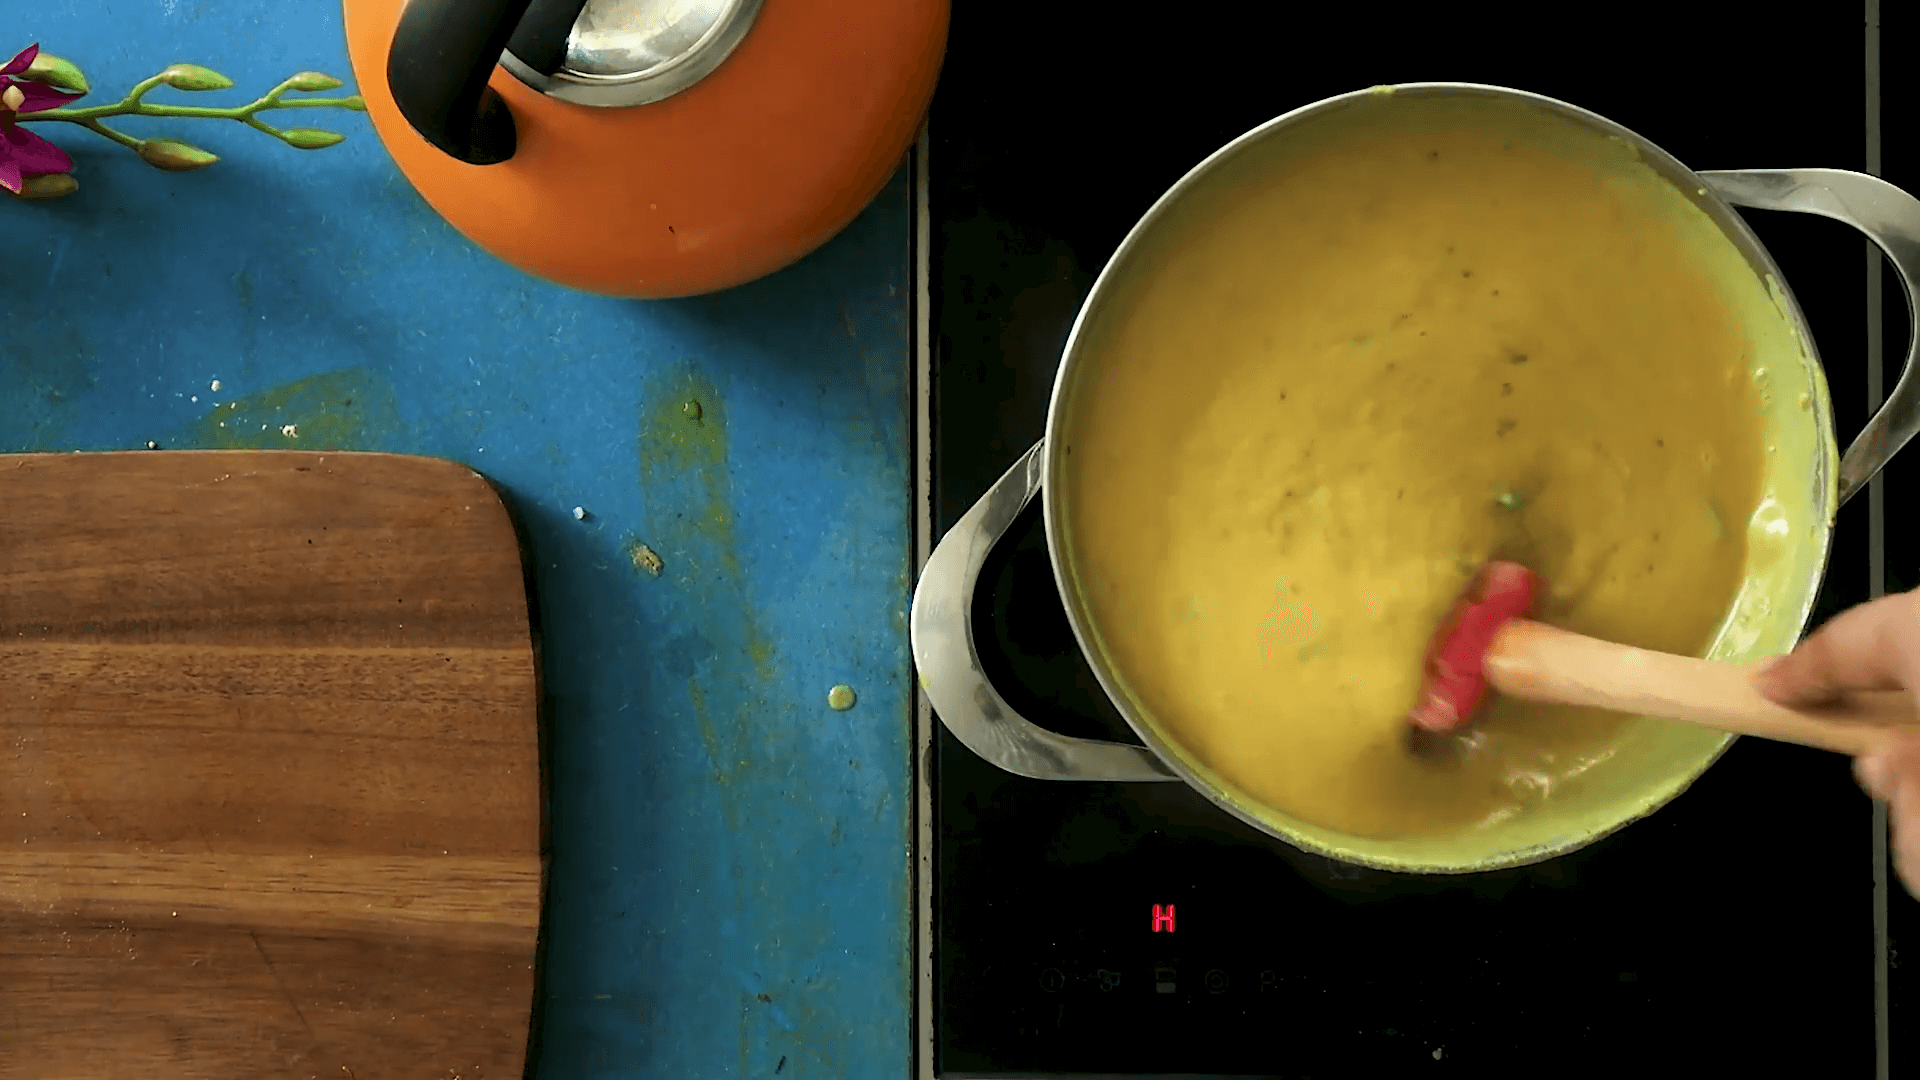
[1409, 560, 1920, 757]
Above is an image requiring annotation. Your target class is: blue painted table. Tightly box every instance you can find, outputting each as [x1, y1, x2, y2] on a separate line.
[5, 4, 914, 1076]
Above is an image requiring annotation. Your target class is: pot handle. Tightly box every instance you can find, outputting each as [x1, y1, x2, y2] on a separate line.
[910, 440, 1180, 782]
[387, 0, 590, 165]
[1700, 169, 1920, 506]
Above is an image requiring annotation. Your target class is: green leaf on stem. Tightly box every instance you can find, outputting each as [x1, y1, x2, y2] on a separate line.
[137, 138, 220, 171]
[23, 52, 89, 94]
[283, 71, 344, 92]
[280, 128, 346, 150]
[159, 64, 234, 92]
[11, 173, 79, 200]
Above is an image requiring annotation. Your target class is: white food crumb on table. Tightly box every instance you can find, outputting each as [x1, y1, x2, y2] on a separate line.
[281, 424, 298, 439]
[209, 379, 220, 392]
[573, 506, 587, 520]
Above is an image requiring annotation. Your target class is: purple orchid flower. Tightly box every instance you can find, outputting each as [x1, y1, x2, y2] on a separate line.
[0, 45, 83, 195]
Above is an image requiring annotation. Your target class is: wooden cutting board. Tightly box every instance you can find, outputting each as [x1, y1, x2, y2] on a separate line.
[0, 452, 543, 1080]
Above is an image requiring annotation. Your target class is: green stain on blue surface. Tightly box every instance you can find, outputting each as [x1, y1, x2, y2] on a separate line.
[186, 367, 403, 449]
[640, 368, 737, 564]
[638, 364, 779, 809]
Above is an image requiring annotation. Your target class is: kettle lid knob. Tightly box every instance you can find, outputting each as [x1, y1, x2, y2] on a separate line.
[502, 0, 765, 109]
[387, 0, 761, 165]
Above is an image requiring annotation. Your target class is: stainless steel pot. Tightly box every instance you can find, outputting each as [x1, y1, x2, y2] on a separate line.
[909, 82, 1920, 873]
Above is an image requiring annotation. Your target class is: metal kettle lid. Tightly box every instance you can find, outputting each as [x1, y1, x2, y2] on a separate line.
[500, 0, 764, 108]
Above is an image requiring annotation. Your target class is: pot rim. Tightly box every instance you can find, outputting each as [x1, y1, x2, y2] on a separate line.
[1036, 80, 1837, 873]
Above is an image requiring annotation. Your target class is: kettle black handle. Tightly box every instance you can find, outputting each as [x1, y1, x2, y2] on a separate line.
[387, 0, 591, 166]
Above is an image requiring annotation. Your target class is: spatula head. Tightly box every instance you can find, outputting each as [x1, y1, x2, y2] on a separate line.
[1408, 560, 1539, 734]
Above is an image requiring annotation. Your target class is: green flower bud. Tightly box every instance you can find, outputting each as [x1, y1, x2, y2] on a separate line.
[159, 64, 234, 92]
[280, 128, 346, 150]
[23, 52, 89, 94]
[284, 71, 344, 92]
[137, 139, 220, 172]
[14, 173, 79, 200]
[339, 94, 367, 112]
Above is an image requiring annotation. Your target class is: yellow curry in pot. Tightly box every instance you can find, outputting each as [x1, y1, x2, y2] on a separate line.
[1062, 96, 1781, 839]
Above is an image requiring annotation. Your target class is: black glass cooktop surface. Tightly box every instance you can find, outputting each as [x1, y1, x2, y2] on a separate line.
[928, 4, 1917, 1076]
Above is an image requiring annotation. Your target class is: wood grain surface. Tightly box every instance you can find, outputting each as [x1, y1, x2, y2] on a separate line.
[0, 451, 543, 1080]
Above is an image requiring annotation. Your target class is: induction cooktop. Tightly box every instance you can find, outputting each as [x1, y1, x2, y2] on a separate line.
[912, 4, 1917, 1076]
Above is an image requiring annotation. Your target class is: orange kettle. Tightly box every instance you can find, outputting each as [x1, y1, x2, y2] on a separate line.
[343, 0, 947, 298]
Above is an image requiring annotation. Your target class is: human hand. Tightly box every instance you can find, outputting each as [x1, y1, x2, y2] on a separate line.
[1755, 589, 1920, 896]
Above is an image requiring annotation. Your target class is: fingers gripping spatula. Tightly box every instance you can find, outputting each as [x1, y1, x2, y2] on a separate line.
[1409, 561, 1919, 757]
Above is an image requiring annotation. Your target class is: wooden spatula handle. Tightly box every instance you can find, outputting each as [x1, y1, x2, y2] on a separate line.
[1485, 619, 1919, 758]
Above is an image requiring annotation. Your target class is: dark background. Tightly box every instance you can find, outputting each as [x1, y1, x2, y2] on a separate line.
[929, 3, 1919, 1076]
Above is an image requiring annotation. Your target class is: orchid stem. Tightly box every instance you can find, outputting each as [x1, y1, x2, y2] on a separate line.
[79, 117, 138, 149]
[121, 73, 169, 106]
[3, 59, 362, 196]
[17, 68, 364, 160]
[26, 95, 365, 125]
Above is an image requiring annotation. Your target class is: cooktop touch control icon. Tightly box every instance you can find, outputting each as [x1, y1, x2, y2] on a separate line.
[1154, 966, 1176, 994]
